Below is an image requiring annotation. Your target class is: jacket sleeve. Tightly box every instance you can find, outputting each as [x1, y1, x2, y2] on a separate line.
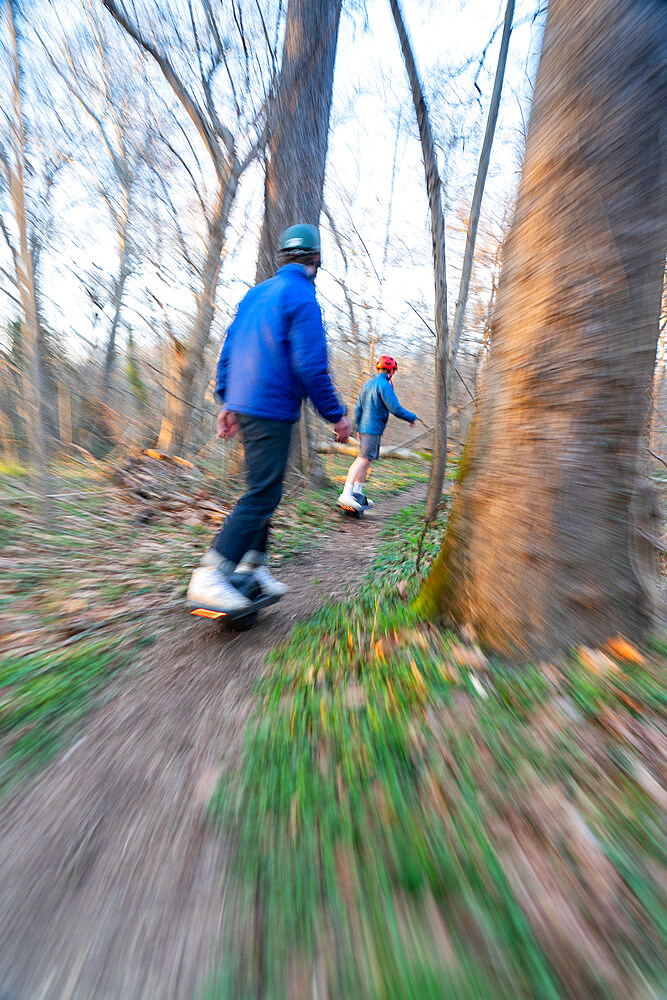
[288, 293, 346, 423]
[379, 380, 417, 423]
[214, 322, 234, 405]
[354, 391, 363, 429]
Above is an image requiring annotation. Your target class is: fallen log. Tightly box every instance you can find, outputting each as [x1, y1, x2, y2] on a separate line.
[316, 441, 425, 461]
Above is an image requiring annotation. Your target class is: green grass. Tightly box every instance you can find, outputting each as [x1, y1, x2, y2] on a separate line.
[0, 630, 152, 796]
[0, 458, 28, 479]
[0, 454, 428, 795]
[269, 455, 430, 565]
[207, 503, 666, 1000]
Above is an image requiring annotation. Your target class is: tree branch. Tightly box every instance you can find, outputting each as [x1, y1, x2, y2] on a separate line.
[101, 0, 229, 177]
[157, 132, 208, 222]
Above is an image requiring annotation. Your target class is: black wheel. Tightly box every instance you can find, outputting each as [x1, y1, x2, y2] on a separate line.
[229, 610, 258, 631]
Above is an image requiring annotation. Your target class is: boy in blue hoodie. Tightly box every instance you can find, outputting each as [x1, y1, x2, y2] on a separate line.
[338, 355, 417, 513]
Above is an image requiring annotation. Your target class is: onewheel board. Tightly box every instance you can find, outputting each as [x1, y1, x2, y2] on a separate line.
[189, 592, 281, 627]
[337, 501, 364, 519]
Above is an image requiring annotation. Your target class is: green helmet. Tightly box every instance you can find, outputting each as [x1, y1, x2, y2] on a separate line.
[278, 223, 321, 255]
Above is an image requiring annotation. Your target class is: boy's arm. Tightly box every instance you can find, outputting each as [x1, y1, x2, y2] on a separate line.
[379, 380, 417, 423]
[288, 294, 346, 424]
[354, 392, 363, 428]
[214, 321, 235, 405]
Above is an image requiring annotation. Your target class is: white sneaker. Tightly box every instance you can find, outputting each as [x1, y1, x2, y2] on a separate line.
[252, 565, 289, 597]
[338, 491, 363, 513]
[200, 548, 224, 568]
[187, 566, 251, 612]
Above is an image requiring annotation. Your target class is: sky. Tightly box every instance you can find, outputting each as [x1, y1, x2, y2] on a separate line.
[0, 0, 546, 369]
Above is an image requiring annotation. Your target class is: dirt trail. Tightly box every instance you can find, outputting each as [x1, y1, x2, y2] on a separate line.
[0, 485, 423, 1000]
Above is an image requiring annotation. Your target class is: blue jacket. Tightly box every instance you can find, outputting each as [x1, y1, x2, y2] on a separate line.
[354, 372, 416, 435]
[215, 264, 345, 424]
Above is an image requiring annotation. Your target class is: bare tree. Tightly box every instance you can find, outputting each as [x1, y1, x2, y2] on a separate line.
[101, 0, 272, 452]
[252, 0, 342, 483]
[0, 0, 49, 506]
[255, 0, 342, 284]
[41, 5, 153, 424]
[323, 203, 365, 393]
[418, 0, 666, 655]
[447, 0, 514, 400]
[389, 0, 448, 522]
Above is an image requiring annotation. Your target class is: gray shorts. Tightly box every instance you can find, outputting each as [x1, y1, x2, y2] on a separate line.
[358, 433, 381, 461]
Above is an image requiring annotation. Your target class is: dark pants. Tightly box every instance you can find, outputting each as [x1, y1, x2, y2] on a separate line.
[212, 415, 292, 566]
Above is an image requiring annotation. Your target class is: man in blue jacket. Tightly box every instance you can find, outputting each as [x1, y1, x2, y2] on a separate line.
[338, 355, 417, 514]
[188, 224, 351, 613]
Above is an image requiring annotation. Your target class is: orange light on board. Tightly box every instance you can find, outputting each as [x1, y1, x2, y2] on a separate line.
[190, 608, 226, 619]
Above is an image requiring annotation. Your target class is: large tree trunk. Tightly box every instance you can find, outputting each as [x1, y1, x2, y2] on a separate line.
[417, 0, 666, 656]
[173, 172, 238, 453]
[389, 0, 449, 522]
[255, 0, 342, 284]
[255, 0, 342, 486]
[6, 1, 50, 510]
[156, 323, 187, 453]
[447, 0, 514, 400]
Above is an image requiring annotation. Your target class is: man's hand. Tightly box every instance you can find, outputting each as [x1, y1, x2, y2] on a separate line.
[334, 416, 352, 443]
[216, 407, 240, 440]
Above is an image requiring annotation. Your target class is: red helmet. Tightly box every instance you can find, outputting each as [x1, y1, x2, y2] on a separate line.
[376, 355, 398, 377]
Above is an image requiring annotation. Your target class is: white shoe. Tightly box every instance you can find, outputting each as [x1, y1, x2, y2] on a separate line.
[187, 566, 251, 612]
[200, 548, 223, 568]
[338, 491, 363, 513]
[252, 565, 289, 597]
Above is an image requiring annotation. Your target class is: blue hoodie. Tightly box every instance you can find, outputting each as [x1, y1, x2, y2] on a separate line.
[215, 264, 345, 424]
[354, 372, 417, 435]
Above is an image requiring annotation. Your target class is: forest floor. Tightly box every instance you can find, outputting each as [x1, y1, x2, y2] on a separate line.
[209, 502, 665, 1000]
[0, 450, 428, 795]
[0, 455, 664, 1000]
[0, 453, 428, 1000]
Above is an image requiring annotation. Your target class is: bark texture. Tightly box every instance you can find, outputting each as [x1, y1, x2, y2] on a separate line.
[255, 0, 342, 284]
[389, 0, 449, 522]
[254, 0, 342, 486]
[5, 1, 50, 508]
[418, 0, 666, 655]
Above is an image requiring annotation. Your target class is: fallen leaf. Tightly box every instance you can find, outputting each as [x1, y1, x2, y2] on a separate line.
[450, 642, 489, 672]
[579, 647, 620, 676]
[616, 690, 643, 715]
[410, 658, 426, 690]
[605, 635, 645, 665]
[373, 638, 388, 661]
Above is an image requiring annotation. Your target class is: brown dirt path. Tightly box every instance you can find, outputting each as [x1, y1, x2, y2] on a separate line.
[0, 485, 424, 1000]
